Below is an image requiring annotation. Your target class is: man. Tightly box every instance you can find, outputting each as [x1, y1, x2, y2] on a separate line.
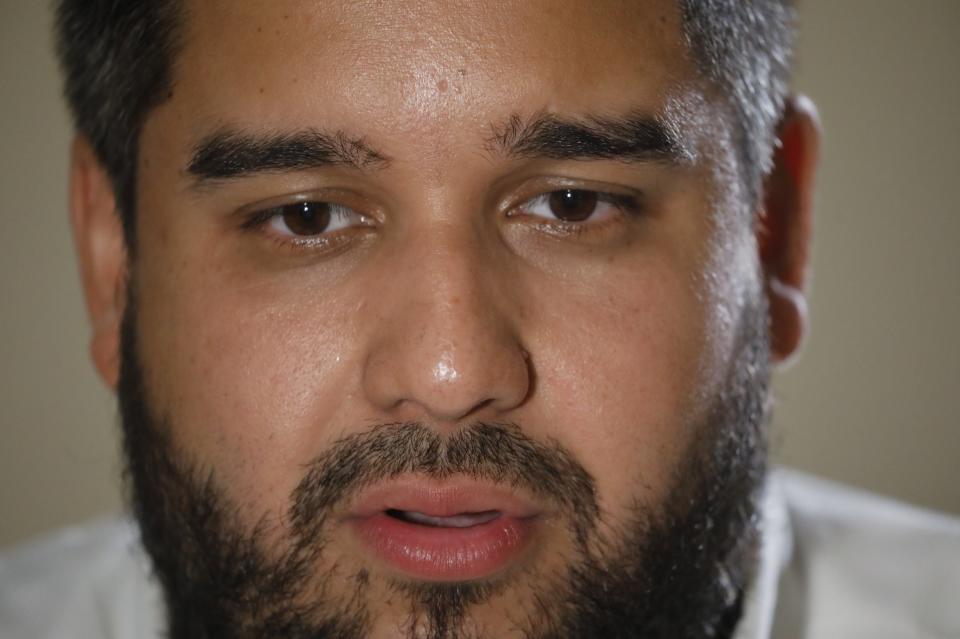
[0, 1, 957, 637]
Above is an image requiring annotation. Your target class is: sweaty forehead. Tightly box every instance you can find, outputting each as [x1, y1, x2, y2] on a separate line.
[170, 0, 697, 155]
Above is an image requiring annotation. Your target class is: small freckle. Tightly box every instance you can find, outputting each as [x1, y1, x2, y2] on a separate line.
[437, 79, 448, 92]
[257, 26, 262, 33]
[259, 87, 265, 94]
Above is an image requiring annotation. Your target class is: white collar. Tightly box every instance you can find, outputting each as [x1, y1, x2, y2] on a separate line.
[734, 472, 794, 639]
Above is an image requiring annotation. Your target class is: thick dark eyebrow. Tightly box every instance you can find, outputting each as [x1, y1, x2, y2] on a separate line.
[488, 112, 691, 165]
[186, 127, 390, 186]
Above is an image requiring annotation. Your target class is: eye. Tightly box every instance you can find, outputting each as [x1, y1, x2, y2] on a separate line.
[519, 189, 636, 223]
[261, 201, 368, 237]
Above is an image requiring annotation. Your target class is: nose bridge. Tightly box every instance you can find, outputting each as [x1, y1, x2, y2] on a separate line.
[417, 225, 493, 347]
[363, 220, 530, 423]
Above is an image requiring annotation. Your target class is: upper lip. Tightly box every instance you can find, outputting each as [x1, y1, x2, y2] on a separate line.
[344, 476, 543, 520]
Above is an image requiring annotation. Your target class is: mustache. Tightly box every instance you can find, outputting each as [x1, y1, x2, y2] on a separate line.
[289, 422, 599, 546]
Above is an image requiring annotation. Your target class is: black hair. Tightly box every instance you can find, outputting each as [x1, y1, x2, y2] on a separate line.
[54, 0, 181, 247]
[680, 0, 797, 206]
[54, 0, 794, 244]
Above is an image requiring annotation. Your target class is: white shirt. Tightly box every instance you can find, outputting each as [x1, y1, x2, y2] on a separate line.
[1, 469, 958, 638]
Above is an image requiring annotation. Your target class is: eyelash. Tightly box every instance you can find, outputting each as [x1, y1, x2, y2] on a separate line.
[238, 187, 644, 251]
[511, 190, 644, 232]
[239, 202, 367, 254]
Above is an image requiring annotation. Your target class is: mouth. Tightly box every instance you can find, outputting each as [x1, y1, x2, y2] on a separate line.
[345, 478, 542, 581]
[384, 508, 502, 528]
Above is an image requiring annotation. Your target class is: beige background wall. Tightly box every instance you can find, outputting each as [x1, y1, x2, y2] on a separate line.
[1, 1, 958, 548]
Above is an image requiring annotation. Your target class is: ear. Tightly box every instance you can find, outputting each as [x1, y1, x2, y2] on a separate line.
[758, 95, 820, 367]
[69, 136, 128, 389]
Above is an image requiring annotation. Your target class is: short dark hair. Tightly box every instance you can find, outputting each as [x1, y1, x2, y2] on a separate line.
[55, 0, 794, 245]
[55, 0, 181, 247]
[680, 0, 796, 206]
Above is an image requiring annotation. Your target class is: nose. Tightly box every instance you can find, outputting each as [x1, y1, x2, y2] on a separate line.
[362, 225, 531, 424]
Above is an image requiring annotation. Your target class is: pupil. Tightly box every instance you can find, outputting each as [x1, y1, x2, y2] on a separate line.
[283, 201, 331, 236]
[549, 189, 597, 222]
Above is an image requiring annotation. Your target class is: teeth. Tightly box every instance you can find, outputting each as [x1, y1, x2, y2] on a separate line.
[395, 510, 500, 528]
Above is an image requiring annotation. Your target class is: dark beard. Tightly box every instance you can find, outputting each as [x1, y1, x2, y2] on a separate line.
[118, 289, 769, 639]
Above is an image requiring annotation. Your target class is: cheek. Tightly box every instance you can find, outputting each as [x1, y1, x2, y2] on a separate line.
[528, 248, 719, 522]
[133, 241, 362, 526]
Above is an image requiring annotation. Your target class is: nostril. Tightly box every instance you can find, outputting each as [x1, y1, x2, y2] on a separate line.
[361, 313, 532, 421]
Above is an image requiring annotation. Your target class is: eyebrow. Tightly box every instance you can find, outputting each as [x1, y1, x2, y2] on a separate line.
[488, 112, 691, 165]
[186, 127, 390, 186]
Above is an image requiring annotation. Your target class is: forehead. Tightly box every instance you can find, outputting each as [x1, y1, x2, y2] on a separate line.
[169, 0, 699, 148]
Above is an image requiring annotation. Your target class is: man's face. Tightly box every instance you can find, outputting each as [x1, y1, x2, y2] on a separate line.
[120, 0, 770, 636]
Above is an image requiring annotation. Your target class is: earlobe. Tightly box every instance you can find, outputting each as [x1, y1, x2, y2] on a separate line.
[68, 137, 128, 389]
[759, 95, 820, 367]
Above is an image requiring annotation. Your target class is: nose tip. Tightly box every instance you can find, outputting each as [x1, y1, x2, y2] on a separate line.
[360, 218, 532, 425]
[363, 326, 532, 424]
[361, 254, 532, 424]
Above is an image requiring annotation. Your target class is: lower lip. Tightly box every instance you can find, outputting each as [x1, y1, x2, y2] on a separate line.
[351, 512, 536, 581]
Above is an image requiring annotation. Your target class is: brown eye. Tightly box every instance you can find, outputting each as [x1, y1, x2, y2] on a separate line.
[277, 201, 332, 236]
[520, 189, 636, 225]
[547, 189, 598, 222]
[255, 200, 367, 238]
